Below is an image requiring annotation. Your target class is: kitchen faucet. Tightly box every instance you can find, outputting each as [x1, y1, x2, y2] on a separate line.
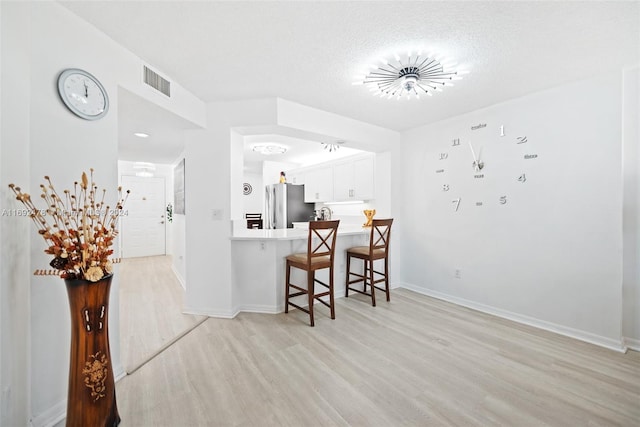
[318, 206, 332, 220]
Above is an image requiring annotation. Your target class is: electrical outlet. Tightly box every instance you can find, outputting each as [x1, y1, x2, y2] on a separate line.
[260, 241, 265, 250]
[454, 269, 461, 279]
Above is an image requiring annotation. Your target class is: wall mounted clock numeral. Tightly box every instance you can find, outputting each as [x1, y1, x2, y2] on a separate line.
[452, 198, 461, 211]
[499, 196, 507, 204]
[517, 174, 527, 183]
[440, 153, 449, 160]
[443, 184, 450, 192]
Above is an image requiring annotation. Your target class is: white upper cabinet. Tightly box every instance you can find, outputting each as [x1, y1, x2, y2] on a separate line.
[333, 153, 375, 201]
[288, 153, 375, 203]
[287, 169, 304, 185]
[304, 167, 333, 202]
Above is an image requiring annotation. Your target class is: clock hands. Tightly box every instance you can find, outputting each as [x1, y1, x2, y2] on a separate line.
[83, 81, 88, 98]
[468, 141, 484, 172]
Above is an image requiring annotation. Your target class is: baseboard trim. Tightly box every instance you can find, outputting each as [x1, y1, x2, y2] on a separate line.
[623, 337, 640, 352]
[114, 364, 126, 382]
[170, 264, 186, 290]
[399, 282, 627, 353]
[183, 306, 236, 318]
[29, 399, 66, 427]
[233, 304, 281, 315]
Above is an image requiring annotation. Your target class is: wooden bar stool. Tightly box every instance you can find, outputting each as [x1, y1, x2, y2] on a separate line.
[285, 220, 340, 326]
[345, 218, 393, 306]
[245, 213, 263, 229]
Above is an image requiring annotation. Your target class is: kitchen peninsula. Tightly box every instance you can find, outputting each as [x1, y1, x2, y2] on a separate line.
[230, 225, 369, 315]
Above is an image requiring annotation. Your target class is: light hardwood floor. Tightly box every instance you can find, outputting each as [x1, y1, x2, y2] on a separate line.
[115, 284, 640, 426]
[119, 256, 206, 373]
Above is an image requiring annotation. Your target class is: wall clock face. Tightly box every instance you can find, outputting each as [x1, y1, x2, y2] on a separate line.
[57, 68, 109, 120]
[431, 123, 538, 213]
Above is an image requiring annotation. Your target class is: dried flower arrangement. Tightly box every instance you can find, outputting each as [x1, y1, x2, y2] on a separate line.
[8, 169, 129, 282]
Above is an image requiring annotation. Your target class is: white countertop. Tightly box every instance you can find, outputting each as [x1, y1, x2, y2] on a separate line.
[230, 225, 369, 241]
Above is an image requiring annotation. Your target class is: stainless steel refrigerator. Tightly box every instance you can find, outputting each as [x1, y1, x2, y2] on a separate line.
[264, 183, 315, 229]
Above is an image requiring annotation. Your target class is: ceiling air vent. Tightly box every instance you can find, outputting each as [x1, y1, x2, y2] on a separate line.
[143, 65, 171, 97]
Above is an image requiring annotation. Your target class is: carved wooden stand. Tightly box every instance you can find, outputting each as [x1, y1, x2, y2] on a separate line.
[64, 274, 120, 427]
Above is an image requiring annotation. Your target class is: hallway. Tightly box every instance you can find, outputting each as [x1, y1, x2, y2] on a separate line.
[119, 256, 205, 373]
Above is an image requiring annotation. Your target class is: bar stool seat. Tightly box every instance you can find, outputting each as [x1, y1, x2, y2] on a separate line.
[285, 220, 340, 326]
[345, 218, 393, 307]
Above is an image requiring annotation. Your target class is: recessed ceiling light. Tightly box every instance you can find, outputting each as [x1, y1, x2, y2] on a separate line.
[252, 144, 287, 155]
[134, 132, 149, 138]
[133, 161, 155, 177]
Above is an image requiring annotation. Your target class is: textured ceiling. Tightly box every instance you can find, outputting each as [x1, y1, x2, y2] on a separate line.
[60, 1, 639, 131]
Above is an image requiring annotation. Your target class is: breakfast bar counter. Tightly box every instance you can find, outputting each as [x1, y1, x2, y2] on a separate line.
[230, 225, 368, 241]
[230, 225, 369, 315]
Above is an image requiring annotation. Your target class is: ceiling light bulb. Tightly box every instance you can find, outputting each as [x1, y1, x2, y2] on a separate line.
[134, 132, 149, 138]
[402, 75, 418, 91]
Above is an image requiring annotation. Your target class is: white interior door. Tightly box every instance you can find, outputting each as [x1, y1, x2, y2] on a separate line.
[121, 176, 166, 258]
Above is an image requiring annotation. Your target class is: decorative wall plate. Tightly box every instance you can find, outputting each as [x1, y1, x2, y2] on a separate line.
[243, 183, 252, 195]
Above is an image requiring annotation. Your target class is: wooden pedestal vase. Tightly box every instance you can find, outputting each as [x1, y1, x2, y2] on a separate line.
[64, 274, 120, 427]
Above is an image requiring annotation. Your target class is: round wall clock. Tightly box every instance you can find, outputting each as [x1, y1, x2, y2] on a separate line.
[57, 68, 109, 120]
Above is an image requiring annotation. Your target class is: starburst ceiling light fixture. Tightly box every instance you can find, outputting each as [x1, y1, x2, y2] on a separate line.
[321, 141, 345, 152]
[353, 50, 468, 100]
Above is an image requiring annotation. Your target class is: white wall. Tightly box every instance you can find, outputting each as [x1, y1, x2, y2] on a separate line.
[622, 66, 640, 350]
[242, 172, 263, 215]
[0, 3, 205, 425]
[263, 160, 299, 186]
[400, 71, 626, 351]
[0, 3, 31, 426]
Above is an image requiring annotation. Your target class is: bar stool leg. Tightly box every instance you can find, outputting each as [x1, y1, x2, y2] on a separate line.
[285, 261, 291, 313]
[384, 257, 390, 302]
[308, 270, 315, 327]
[329, 266, 335, 319]
[362, 259, 367, 293]
[345, 254, 351, 298]
[369, 259, 376, 307]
